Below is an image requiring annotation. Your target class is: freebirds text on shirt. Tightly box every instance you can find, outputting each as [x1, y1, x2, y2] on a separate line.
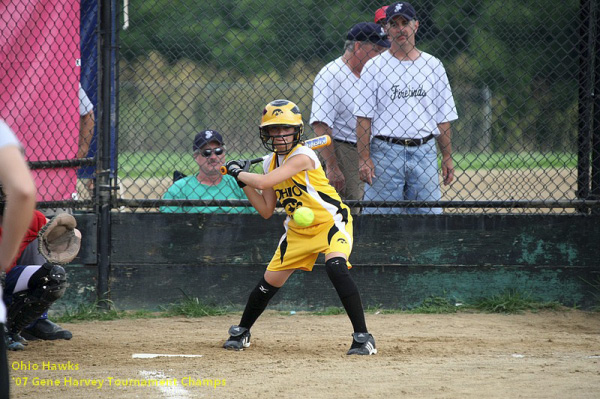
[390, 84, 427, 100]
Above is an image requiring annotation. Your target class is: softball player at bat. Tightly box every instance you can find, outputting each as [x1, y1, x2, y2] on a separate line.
[222, 99, 376, 355]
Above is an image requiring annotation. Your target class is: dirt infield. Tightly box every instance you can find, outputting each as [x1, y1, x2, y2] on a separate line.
[7, 310, 600, 398]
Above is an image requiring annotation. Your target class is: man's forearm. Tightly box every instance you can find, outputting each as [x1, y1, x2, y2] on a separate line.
[436, 122, 452, 158]
[356, 117, 372, 160]
[78, 112, 95, 158]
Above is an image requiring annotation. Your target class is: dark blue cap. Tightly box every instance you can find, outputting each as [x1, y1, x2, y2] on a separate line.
[193, 130, 224, 152]
[386, 2, 417, 22]
[347, 22, 391, 48]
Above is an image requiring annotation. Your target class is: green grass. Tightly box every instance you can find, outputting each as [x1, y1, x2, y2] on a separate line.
[118, 150, 260, 179]
[160, 293, 229, 318]
[54, 294, 228, 323]
[364, 305, 403, 315]
[452, 152, 576, 171]
[53, 290, 569, 323]
[406, 295, 460, 314]
[117, 151, 578, 179]
[312, 306, 346, 316]
[54, 300, 159, 323]
[471, 290, 563, 314]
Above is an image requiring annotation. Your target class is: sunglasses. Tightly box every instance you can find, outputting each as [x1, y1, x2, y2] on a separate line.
[198, 147, 224, 158]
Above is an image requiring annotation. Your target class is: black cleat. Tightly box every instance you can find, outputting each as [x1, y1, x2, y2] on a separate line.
[22, 319, 73, 341]
[347, 332, 377, 355]
[223, 325, 251, 351]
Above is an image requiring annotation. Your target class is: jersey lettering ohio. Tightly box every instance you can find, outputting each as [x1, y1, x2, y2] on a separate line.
[263, 145, 354, 271]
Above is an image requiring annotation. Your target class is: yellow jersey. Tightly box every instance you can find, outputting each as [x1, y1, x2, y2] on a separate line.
[263, 144, 352, 232]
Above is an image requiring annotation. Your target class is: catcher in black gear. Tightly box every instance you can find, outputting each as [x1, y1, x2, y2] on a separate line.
[1, 208, 80, 351]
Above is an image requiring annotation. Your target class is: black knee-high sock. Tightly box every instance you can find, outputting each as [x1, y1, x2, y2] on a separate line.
[239, 277, 279, 330]
[326, 257, 368, 333]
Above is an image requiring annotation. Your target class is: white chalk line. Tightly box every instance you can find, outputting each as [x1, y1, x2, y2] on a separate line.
[133, 353, 203, 359]
[501, 353, 600, 359]
[134, 354, 204, 398]
[139, 370, 192, 399]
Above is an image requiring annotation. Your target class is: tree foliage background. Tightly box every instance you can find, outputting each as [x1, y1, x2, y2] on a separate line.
[117, 0, 580, 161]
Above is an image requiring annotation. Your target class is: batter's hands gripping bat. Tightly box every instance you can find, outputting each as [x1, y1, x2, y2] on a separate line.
[220, 135, 332, 175]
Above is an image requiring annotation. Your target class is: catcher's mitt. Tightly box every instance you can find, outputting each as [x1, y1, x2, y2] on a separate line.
[38, 213, 81, 265]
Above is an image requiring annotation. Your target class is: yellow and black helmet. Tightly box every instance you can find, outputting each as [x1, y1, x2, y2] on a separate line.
[259, 99, 304, 153]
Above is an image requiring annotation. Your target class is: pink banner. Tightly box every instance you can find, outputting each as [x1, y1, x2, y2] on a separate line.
[0, 0, 80, 202]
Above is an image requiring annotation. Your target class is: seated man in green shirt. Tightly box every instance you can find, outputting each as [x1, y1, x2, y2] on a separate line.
[161, 130, 256, 214]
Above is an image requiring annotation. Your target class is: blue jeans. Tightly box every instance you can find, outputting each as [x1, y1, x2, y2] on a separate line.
[363, 138, 442, 214]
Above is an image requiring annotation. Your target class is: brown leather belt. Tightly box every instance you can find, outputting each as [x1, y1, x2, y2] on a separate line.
[374, 133, 435, 147]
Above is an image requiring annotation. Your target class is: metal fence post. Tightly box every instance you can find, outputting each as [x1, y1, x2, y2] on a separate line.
[591, 0, 600, 214]
[577, 0, 595, 213]
[96, 0, 113, 306]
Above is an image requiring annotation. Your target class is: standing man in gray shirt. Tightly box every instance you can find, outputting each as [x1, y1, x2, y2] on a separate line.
[310, 22, 389, 213]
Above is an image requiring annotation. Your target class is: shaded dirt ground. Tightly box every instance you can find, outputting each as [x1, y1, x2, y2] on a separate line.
[7, 310, 600, 399]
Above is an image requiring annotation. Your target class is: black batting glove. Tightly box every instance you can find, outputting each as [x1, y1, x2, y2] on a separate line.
[225, 160, 250, 177]
[225, 160, 250, 188]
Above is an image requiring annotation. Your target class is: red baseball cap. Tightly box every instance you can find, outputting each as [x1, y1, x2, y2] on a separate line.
[374, 6, 389, 24]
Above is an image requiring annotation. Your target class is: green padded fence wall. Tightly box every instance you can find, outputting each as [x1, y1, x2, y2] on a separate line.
[63, 213, 600, 311]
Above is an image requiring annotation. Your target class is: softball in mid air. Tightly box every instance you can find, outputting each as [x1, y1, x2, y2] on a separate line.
[293, 207, 314, 227]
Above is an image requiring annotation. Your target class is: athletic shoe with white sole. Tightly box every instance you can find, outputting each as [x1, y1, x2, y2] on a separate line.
[347, 332, 377, 355]
[223, 325, 251, 351]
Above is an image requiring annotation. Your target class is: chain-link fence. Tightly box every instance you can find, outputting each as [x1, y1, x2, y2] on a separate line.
[2, 0, 599, 215]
